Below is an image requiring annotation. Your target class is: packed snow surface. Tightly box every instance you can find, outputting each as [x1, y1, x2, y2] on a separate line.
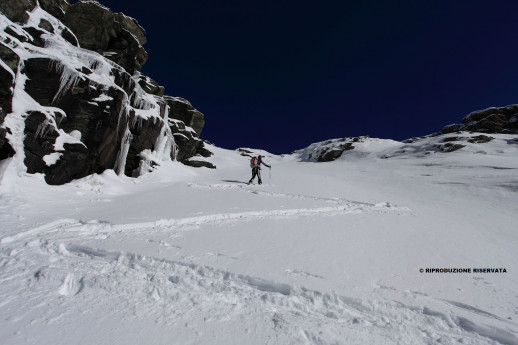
[1, 135, 518, 345]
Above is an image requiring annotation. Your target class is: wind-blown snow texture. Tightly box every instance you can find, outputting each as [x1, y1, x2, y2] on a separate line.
[1, 134, 517, 345]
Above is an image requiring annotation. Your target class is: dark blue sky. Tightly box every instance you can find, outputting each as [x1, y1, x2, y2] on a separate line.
[94, 0, 518, 154]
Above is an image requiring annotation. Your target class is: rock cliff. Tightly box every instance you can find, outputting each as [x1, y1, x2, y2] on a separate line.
[0, 0, 213, 185]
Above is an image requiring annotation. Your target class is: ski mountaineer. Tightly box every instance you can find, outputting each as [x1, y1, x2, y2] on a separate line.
[248, 155, 271, 185]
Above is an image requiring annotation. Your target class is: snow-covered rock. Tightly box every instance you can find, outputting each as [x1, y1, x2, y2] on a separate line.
[441, 104, 518, 135]
[295, 131, 518, 162]
[62, 0, 147, 74]
[0, 0, 211, 185]
[294, 136, 403, 162]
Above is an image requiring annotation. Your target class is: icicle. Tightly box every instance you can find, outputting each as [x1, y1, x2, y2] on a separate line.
[34, 119, 52, 139]
[89, 59, 100, 71]
[114, 126, 133, 176]
[56, 115, 64, 127]
[129, 91, 154, 111]
[51, 62, 83, 103]
[166, 105, 179, 161]
[153, 128, 172, 161]
[171, 135, 178, 161]
[152, 104, 177, 162]
[117, 94, 130, 131]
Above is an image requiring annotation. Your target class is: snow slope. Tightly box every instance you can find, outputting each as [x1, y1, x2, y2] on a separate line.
[1, 135, 518, 345]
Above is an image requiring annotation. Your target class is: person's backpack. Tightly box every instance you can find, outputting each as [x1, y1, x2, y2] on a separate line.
[250, 156, 259, 168]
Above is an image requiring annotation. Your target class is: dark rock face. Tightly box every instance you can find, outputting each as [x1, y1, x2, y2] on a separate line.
[137, 75, 165, 97]
[38, 18, 55, 33]
[432, 142, 466, 153]
[165, 97, 206, 136]
[183, 159, 216, 169]
[301, 138, 359, 162]
[23, 26, 47, 47]
[63, 1, 148, 74]
[0, 43, 18, 160]
[0, 43, 18, 119]
[1, 1, 212, 185]
[468, 135, 494, 144]
[60, 27, 78, 46]
[0, 0, 36, 24]
[39, 0, 69, 20]
[317, 142, 354, 162]
[169, 118, 212, 163]
[0, 128, 15, 160]
[22, 57, 135, 183]
[23, 111, 61, 174]
[442, 105, 518, 134]
[165, 96, 211, 164]
[21, 56, 189, 184]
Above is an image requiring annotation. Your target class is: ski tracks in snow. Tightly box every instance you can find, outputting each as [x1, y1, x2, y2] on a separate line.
[2, 239, 517, 345]
[0, 182, 409, 245]
[2, 183, 518, 344]
[187, 181, 393, 207]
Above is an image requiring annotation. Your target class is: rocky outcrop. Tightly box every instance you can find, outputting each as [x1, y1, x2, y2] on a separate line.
[62, 1, 148, 74]
[165, 96, 206, 136]
[441, 105, 518, 135]
[39, 0, 68, 21]
[137, 75, 164, 97]
[183, 159, 216, 169]
[296, 137, 363, 162]
[0, 42, 18, 160]
[0, 0, 68, 24]
[0, 0, 37, 24]
[0, 0, 212, 184]
[164, 96, 210, 163]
